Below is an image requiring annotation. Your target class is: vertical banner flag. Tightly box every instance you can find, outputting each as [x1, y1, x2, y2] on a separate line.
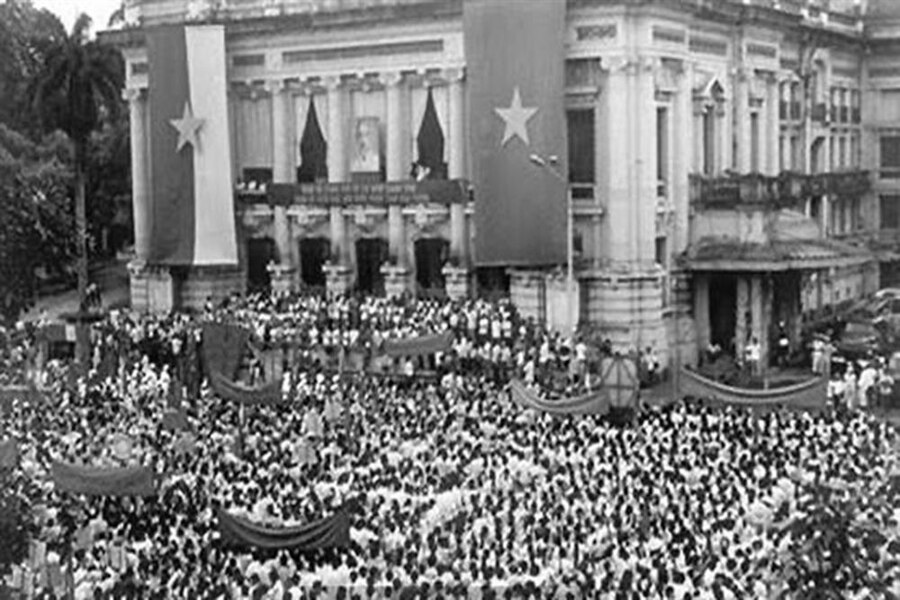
[465, 0, 568, 266]
[147, 25, 238, 265]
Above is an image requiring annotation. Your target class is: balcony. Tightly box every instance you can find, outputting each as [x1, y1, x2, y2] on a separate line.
[690, 170, 871, 208]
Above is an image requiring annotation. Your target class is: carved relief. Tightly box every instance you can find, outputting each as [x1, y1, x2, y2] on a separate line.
[575, 24, 617, 42]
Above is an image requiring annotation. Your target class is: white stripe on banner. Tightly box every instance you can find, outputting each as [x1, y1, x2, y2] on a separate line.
[185, 25, 238, 265]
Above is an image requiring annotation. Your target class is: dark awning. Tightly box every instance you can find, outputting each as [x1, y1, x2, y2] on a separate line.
[685, 238, 874, 272]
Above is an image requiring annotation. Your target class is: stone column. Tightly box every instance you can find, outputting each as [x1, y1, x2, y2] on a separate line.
[604, 58, 633, 264]
[325, 76, 347, 183]
[329, 206, 346, 263]
[325, 76, 347, 262]
[750, 274, 766, 368]
[384, 72, 407, 268]
[693, 273, 711, 351]
[124, 87, 150, 260]
[766, 74, 780, 176]
[735, 68, 751, 174]
[447, 67, 468, 265]
[635, 57, 657, 266]
[673, 62, 693, 254]
[270, 80, 293, 272]
[735, 276, 750, 357]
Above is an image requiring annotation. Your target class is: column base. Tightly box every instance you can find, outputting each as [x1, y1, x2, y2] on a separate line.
[508, 269, 546, 325]
[442, 265, 470, 301]
[580, 267, 668, 360]
[323, 263, 353, 297]
[267, 263, 296, 296]
[128, 261, 245, 313]
[381, 264, 412, 299]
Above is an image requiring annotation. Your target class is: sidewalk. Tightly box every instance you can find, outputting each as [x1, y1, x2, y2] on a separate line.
[23, 260, 130, 322]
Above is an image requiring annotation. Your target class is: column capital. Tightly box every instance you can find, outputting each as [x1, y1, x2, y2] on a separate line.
[444, 66, 466, 84]
[322, 75, 344, 92]
[604, 55, 637, 75]
[122, 87, 145, 102]
[266, 79, 287, 95]
[380, 70, 405, 88]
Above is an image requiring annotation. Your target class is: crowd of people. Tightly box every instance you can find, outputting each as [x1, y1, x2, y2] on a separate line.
[1, 291, 899, 599]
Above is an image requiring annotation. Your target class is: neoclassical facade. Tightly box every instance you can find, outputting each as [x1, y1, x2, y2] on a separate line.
[103, 0, 900, 370]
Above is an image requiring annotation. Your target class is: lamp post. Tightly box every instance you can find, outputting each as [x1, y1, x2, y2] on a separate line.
[529, 153, 575, 335]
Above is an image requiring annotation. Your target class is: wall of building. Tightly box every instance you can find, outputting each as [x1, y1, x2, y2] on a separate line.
[114, 0, 889, 361]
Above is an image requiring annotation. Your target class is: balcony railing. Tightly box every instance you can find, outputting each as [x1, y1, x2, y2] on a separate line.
[690, 170, 871, 208]
[238, 178, 469, 206]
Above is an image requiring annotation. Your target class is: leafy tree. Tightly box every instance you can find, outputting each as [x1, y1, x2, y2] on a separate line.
[0, 124, 75, 324]
[0, 0, 65, 135]
[767, 464, 900, 598]
[29, 13, 124, 359]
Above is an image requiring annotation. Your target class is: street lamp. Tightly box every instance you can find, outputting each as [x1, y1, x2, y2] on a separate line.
[529, 153, 576, 335]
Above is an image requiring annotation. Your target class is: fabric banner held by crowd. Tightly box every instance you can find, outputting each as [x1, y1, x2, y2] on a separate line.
[161, 408, 189, 431]
[215, 499, 358, 550]
[50, 461, 156, 497]
[0, 385, 40, 415]
[679, 368, 828, 411]
[509, 378, 613, 415]
[209, 371, 282, 406]
[381, 331, 453, 358]
[201, 322, 250, 379]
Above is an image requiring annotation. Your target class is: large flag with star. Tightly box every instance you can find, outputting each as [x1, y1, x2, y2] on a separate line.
[465, 0, 568, 266]
[146, 24, 238, 265]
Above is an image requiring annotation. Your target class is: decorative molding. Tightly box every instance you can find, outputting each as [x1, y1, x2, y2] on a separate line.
[233, 54, 265, 68]
[746, 43, 777, 59]
[869, 66, 900, 79]
[652, 26, 686, 45]
[689, 35, 728, 56]
[831, 66, 857, 79]
[283, 40, 443, 64]
[780, 57, 800, 71]
[575, 23, 617, 42]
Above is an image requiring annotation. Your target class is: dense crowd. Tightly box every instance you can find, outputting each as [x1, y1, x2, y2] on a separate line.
[1, 292, 899, 599]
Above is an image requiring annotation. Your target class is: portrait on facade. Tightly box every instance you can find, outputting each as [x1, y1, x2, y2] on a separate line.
[351, 116, 381, 174]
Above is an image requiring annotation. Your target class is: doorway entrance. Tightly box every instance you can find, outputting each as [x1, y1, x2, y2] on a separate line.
[414, 238, 449, 295]
[299, 237, 329, 289]
[356, 238, 388, 295]
[708, 274, 737, 355]
[247, 237, 275, 292]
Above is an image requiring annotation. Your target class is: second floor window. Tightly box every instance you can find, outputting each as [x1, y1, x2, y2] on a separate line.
[880, 136, 900, 179]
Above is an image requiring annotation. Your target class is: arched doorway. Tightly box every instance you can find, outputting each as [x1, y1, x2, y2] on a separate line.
[356, 238, 388, 295]
[415, 238, 449, 295]
[709, 274, 737, 355]
[247, 237, 275, 292]
[299, 237, 329, 290]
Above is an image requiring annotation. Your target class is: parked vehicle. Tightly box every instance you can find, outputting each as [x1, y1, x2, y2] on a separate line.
[835, 320, 883, 359]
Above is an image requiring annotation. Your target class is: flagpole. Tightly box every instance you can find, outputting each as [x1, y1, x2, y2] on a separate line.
[529, 154, 575, 335]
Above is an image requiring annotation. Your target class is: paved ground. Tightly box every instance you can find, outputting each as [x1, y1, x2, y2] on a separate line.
[23, 259, 130, 322]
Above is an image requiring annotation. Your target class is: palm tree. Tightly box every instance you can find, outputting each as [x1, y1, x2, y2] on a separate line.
[29, 13, 124, 363]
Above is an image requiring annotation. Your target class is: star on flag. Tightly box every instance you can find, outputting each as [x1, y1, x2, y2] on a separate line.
[494, 86, 538, 146]
[169, 102, 204, 152]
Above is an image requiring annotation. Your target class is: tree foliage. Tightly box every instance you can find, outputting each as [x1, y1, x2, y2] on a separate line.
[767, 454, 900, 599]
[27, 12, 124, 361]
[0, 123, 75, 324]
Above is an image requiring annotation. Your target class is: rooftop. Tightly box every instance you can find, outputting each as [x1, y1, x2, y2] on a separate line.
[109, 0, 868, 31]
